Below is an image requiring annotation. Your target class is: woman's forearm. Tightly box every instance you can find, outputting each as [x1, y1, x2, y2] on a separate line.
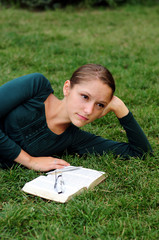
[101, 96, 152, 156]
[14, 149, 32, 168]
[14, 149, 70, 171]
[118, 111, 152, 155]
[101, 96, 129, 118]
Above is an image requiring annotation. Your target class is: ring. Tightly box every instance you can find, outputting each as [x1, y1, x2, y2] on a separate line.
[54, 160, 57, 165]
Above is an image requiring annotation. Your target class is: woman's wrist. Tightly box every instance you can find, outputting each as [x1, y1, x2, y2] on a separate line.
[114, 105, 129, 118]
[14, 149, 32, 169]
[112, 98, 129, 118]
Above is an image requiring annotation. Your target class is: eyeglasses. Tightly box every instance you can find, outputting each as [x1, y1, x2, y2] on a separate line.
[54, 171, 65, 194]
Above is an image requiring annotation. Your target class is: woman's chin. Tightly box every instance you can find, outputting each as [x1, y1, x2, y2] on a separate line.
[71, 119, 87, 128]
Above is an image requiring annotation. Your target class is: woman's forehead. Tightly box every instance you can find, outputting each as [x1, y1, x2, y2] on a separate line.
[73, 79, 112, 101]
[74, 78, 110, 90]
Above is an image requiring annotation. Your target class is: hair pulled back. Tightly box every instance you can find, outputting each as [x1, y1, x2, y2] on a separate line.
[70, 64, 115, 94]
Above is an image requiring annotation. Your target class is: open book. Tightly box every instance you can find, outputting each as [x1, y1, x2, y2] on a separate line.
[22, 166, 106, 203]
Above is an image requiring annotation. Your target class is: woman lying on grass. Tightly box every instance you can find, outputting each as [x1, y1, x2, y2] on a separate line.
[0, 64, 152, 171]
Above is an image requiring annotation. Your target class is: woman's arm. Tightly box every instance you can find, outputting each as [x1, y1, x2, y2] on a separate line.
[103, 96, 152, 154]
[0, 73, 53, 118]
[15, 149, 70, 172]
[99, 96, 129, 118]
[69, 96, 152, 158]
[0, 73, 53, 163]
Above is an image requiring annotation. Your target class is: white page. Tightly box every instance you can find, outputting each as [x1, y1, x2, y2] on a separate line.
[22, 168, 105, 202]
[22, 176, 82, 202]
[47, 167, 104, 188]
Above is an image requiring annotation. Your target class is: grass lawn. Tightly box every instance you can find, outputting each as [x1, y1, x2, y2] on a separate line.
[0, 4, 159, 240]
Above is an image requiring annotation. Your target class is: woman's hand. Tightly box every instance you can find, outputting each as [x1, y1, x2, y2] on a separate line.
[15, 149, 70, 172]
[100, 96, 129, 119]
[29, 156, 70, 172]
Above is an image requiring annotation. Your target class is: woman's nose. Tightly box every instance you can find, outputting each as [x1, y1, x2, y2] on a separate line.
[84, 103, 94, 115]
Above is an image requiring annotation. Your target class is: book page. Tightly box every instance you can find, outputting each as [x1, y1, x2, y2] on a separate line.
[22, 175, 85, 203]
[61, 168, 105, 189]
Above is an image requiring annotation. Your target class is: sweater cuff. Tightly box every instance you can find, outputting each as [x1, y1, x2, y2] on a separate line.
[118, 111, 133, 125]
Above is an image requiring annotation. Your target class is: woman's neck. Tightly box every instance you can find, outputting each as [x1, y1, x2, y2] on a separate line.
[44, 94, 71, 135]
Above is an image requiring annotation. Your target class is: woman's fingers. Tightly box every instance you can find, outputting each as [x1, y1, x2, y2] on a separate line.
[104, 96, 129, 118]
[99, 96, 129, 118]
[53, 158, 70, 169]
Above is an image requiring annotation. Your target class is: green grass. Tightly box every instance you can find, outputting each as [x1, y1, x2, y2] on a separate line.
[0, 4, 159, 240]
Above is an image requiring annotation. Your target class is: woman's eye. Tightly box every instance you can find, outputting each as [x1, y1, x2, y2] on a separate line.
[81, 95, 89, 100]
[97, 103, 105, 108]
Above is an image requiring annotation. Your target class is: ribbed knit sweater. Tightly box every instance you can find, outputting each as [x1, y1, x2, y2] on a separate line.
[0, 73, 152, 167]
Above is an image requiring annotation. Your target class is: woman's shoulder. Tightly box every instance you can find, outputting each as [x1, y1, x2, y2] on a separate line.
[17, 72, 54, 95]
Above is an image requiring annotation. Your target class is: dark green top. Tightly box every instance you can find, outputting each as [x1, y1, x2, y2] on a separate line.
[0, 73, 152, 167]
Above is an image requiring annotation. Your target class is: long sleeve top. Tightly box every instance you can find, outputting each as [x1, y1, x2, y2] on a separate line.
[0, 73, 152, 167]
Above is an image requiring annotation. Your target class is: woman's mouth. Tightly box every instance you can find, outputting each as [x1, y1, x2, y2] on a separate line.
[76, 113, 89, 121]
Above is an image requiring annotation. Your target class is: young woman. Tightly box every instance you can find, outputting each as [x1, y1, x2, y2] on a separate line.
[0, 64, 152, 171]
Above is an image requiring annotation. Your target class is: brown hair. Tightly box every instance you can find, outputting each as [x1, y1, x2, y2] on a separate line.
[70, 64, 115, 94]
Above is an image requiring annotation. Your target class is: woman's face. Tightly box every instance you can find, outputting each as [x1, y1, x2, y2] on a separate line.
[63, 79, 113, 127]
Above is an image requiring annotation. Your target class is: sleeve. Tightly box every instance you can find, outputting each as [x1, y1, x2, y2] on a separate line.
[0, 73, 53, 162]
[68, 112, 152, 159]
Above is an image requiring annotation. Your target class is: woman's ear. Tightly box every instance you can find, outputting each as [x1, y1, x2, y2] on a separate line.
[63, 80, 71, 97]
